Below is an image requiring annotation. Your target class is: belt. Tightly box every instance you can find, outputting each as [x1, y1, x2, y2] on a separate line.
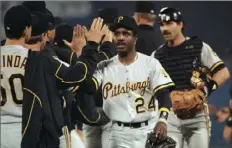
[116, 120, 149, 128]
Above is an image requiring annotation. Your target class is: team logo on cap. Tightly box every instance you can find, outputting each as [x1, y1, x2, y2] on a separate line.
[117, 16, 124, 23]
[159, 14, 170, 22]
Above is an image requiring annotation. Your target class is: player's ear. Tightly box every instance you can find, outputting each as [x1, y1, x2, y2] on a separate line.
[42, 32, 48, 42]
[22, 27, 28, 38]
[134, 35, 138, 45]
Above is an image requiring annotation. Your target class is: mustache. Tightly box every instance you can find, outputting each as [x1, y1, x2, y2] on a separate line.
[116, 42, 126, 45]
[162, 31, 171, 35]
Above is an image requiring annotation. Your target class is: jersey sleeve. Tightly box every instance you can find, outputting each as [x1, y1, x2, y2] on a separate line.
[93, 62, 104, 87]
[201, 42, 225, 74]
[150, 58, 175, 94]
[72, 61, 106, 95]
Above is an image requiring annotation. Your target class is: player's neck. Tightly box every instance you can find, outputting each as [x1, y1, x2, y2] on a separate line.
[119, 50, 137, 66]
[4, 38, 25, 46]
[25, 43, 41, 51]
[167, 33, 185, 47]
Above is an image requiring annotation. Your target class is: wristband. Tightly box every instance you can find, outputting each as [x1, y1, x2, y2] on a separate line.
[159, 107, 169, 120]
[206, 79, 218, 96]
[226, 116, 232, 127]
[158, 118, 168, 125]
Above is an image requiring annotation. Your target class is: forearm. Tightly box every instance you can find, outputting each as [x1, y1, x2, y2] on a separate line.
[155, 88, 172, 120]
[52, 46, 78, 65]
[223, 125, 232, 143]
[72, 76, 99, 94]
[212, 67, 230, 87]
[55, 42, 100, 88]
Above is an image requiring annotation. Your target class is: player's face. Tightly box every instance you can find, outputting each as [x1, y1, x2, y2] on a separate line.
[47, 29, 56, 42]
[24, 26, 32, 43]
[41, 32, 48, 50]
[113, 28, 136, 53]
[160, 21, 183, 41]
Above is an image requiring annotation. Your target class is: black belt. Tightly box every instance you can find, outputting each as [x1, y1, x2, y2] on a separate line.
[116, 120, 149, 128]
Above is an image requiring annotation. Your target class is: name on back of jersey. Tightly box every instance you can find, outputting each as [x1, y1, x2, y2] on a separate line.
[1, 55, 27, 69]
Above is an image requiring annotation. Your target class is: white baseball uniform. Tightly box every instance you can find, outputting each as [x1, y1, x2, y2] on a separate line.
[152, 41, 224, 148]
[1, 45, 28, 148]
[91, 52, 174, 148]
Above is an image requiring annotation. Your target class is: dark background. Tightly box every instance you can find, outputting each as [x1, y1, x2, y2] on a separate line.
[1, 1, 232, 147]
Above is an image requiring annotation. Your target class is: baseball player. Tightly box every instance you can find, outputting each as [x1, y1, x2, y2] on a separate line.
[22, 17, 116, 148]
[82, 8, 119, 148]
[133, 1, 163, 56]
[22, 1, 56, 43]
[222, 84, 232, 145]
[85, 15, 175, 148]
[1, 5, 32, 148]
[152, 7, 230, 148]
[51, 23, 113, 148]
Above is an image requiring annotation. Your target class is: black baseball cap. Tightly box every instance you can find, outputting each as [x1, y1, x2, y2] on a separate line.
[4, 5, 32, 34]
[98, 8, 119, 24]
[45, 8, 55, 30]
[22, 1, 55, 30]
[54, 16, 67, 28]
[30, 11, 49, 36]
[53, 24, 73, 47]
[111, 16, 138, 33]
[135, 1, 156, 15]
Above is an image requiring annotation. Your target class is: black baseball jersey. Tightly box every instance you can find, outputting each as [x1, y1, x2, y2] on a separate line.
[21, 41, 115, 148]
[136, 25, 163, 56]
[152, 37, 225, 90]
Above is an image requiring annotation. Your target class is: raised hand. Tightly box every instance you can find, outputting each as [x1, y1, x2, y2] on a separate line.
[63, 24, 86, 56]
[101, 26, 113, 43]
[85, 17, 107, 43]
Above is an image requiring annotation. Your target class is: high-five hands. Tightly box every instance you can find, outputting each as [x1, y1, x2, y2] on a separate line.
[101, 25, 113, 43]
[63, 25, 86, 56]
[85, 17, 109, 44]
[64, 17, 113, 56]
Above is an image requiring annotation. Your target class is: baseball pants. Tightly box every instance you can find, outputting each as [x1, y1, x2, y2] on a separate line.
[60, 127, 85, 148]
[83, 122, 112, 148]
[103, 117, 157, 148]
[167, 109, 211, 148]
[1, 123, 21, 148]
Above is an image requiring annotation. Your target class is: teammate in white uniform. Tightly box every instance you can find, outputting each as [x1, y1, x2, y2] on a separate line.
[1, 6, 32, 148]
[90, 16, 175, 148]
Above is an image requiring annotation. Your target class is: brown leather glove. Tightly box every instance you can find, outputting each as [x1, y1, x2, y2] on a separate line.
[170, 89, 206, 119]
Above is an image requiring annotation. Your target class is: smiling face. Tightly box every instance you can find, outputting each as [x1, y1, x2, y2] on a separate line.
[113, 27, 137, 56]
[160, 21, 183, 42]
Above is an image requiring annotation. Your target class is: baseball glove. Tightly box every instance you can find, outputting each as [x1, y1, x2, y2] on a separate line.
[145, 131, 176, 148]
[170, 89, 206, 119]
